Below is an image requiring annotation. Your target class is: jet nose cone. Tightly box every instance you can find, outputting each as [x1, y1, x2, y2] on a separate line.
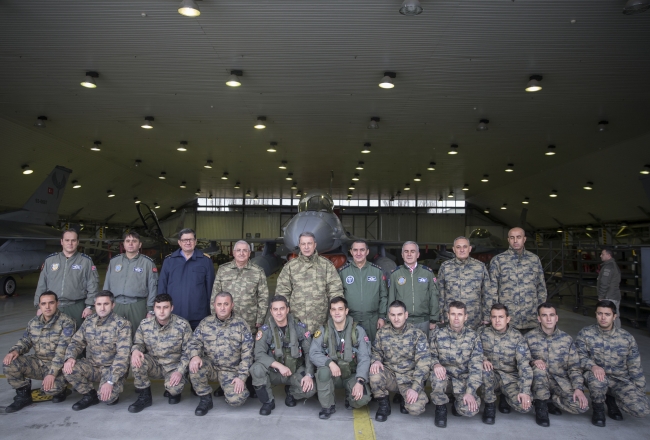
[284, 212, 336, 253]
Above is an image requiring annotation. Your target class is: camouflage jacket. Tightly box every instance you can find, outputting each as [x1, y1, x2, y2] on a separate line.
[103, 253, 158, 310]
[574, 324, 646, 389]
[131, 314, 192, 375]
[9, 310, 76, 377]
[429, 325, 483, 395]
[437, 257, 492, 327]
[65, 312, 132, 383]
[275, 251, 344, 332]
[388, 264, 440, 323]
[525, 326, 584, 390]
[186, 313, 254, 382]
[338, 261, 388, 320]
[254, 313, 313, 376]
[597, 259, 621, 302]
[371, 322, 430, 393]
[35, 252, 99, 307]
[211, 260, 269, 331]
[488, 249, 547, 329]
[481, 325, 533, 394]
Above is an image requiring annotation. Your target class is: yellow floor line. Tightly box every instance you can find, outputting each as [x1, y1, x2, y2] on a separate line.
[0, 327, 25, 336]
[353, 405, 376, 440]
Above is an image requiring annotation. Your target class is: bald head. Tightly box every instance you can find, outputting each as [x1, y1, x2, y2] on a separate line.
[507, 227, 526, 252]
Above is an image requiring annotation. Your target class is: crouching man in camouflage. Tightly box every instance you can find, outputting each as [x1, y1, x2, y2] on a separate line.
[3, 291, 76, 412]
[575, 300, 650, 427]
[369, 300, 430, 422]
[63, 290, 132, 410]
[128, 293, 192, 413]
[429, 300, 483, 428]
[310, 297, 372, 419]
[250, 295, 315, 416]
[187, 291, 253, 416]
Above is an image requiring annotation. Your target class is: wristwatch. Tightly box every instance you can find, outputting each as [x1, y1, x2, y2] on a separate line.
[357, 378, 365, 385]
[106, 380, 114, 385]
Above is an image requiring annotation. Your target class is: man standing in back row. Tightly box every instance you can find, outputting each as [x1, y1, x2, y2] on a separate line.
[597, 248, 622, 328]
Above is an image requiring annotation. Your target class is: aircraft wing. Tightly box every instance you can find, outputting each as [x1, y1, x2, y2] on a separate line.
[0, 220, 63, 240]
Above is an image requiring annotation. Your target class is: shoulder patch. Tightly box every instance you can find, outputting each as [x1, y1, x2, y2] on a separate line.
[338, 262, 350, 272]
[244, 332, 253, 342]
[390, 266, 401, 274]
[141, 254, 155, 262]
[297, 321, 306, 328]
[203, 253, 211, 258]
[164, 253, 173, 259]
[517, 345, 526, 355]
[255, 330, 264, 341]
[46, 252, 58, 259]
[110, 254, 122, 260]
[421, 265, 433, 272]
[313, 329, 322, 339]
[63, 326, 74, 337]
[368, 262, 382, 270]
[416, 340, 427, 352]
[261, 325, 269, 331]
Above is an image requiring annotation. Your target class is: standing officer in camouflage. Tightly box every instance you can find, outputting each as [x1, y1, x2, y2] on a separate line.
[575, 300, 649, 427]
[437, 237, 492, 329]
[480, 303, 533, 425]
[488, 227, 546, 333]
[187, 292, 254, 416]
[525, 303, 588, 427]
[3, 291, 76, 412]
[104, 231, 158, 334]
[338, 239, 388, 341]
[275, 232, 344, 333]
[128, 293, 192, 413]
[388, 241, 440, 337]
[369, 300, 430, 422]
[63, 290, 132, 410]
[250, 295, 315, 416]
[429, 300, 483, 428]
[310, 297, 372, 419]
[34, 229, 99, 329]
[597, 248, 622, 328]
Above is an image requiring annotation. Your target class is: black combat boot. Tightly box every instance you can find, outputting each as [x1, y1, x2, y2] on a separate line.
[246, 376, 257, 398]
[394, 393, 408, 414]
[284, 385, 297, 407]
[546, 401, 562, 415]
[256, 386, 275, 415]
[319, 404, 336, 419]
[345, 399, 352, 410]
[498, 395, 511, 414]
[128, 387, 152, 413]
[482, 401, 496, 425]
[212, 386, 224, 397]
[534, 399, 550, 427]
[5, 385, 33, 413]
[195, 393, 213, 416]
[434, 404, 448, 428]
[72, 389, 100, 411]
[168, 393, 181, 404]
[449, 396, 461, 417]
[375, 396, 392, 422]
[591, 402, 606, 427]
[605, 395, 623, 420]
[51, 388, 69, 403]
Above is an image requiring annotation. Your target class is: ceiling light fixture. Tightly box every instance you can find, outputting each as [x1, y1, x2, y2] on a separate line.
[221, 172, 229, 180]
[640, 165, 650, 175]
[525, 75, 543, 92]
[268, 142, 278, 152]
[448, 192, 454, 198]
[171, 207, 177, 213]
[361, 143, 371, 154]
[254, 194, 259, 200]
[180, 181, 187, 188]
[448, 144, 459, 155]
[352, 173, 360, 181]
[427, 162, 436, 171]
[477, 119, 489, 131]
[107, 190, 115, 198]
[22, 164, 33, 175]
[545, 145, 556, 156]
[462, 184, 469, 191]
[159, 171, 166, 180]
[254, 116, 267, 129]
[204, 160, 213, 169]
[286, 173, 293, 181]
[195, 189, 201, 195]
[226, 70, 242, 87]
[134, 159, 142, 167]
[484, 208, 490, 214]
[413, 174, 421, 182]
[178, 141, 188, 152]
[348, 183, 355, 190]
[623, 0, 650, 15]
[279, 161, 287, 170]
[34, 116, 47, 128]
[90, 141, 101, 151]
[291, 182, 297, 189]
[501, 204, 507, 210]
[399, 0, 423, 15]
[134, 197, 141, 204]
[296, 190, 302, 197]
[481, 175, 489, 182]
[356, 161, 364, 170]
[522, 197, 530, 204]
[505, 163, 514, 172]
[368, 117, 380, 129]
[72, 180, 81, 188]
[178, 0, 200, 17]
[549, 190, 558, 198]
[154, 202, 160, 208]
[583, 181, 594, 190]
[379, 72, 396, 89]
[234, 182, 241, 189]
[404, 183, 411, 190]
[597, 120, 609, 132]
[141, 116, 154, 129]
[80, 71, 99, 88]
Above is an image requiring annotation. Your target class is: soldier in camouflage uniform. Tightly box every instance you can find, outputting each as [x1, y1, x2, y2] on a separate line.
[338, 239, 388, 342]
[275, 232, 344, 333]
[437, 237, 492, 329]
[480, 303, 533, 425]
[388, 241, 440, 337]
[63, 291, 132, 410]
[429, 300, 483, 428]
[128, 293, 192, 413]
[488, 227, 547, 333]
[575, 300, 650, 427]
[369, 300, 430, 422]
[3, 291, 76, 412]
[310, 297, 372, 419]
[187, 291, 254, 416]
[34, 229, 99, 329]
[250, 295, 315, 416]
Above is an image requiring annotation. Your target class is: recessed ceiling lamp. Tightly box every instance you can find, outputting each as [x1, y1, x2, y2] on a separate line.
[254, 116, 267, 129]
[549, 190, 558, 198]
[623, 0, 650, 15]
[195, 189, 201, 195]
[361, 143, 371, 154]
[204, 160, 213, 169]
[404, 183, 411, 190]
[141, 116, 154, 129]
[291, 182, 298, 189]
[348, 183, 356, 190]
[178, 141, 188, 152]
[545, 145, 556, 156]
[413, 174, 421, 182]
[72, 180, 81, 188]
[34, 116, 47, 128]
[134, 159, 142, 167]
[525, 75, 543, 92]
[427, 162, 436, 171]
[379, 72, 396, 89]
[501, 204, 507, 210]
[462, 184, 469, 191]
[22, 164, 33, 175]
[448, 191, 454, 198]
[159, 171, 167, 180]
[505, 163, 514, 172]
[481, 174, 489, 182]
[180, 181, 187, 188]
[268, 142, 278, 152]
[134, 197, 141, 204]
[279, 161, 287, 170]
[352, 173, 360, 181]
[90, 141, 101, 151]
[171, 207, 177, 213]
[476, 119, 489, 131]
[286, 173, 293, 181]
[448, 144, 459, 155]
[522, 197, 530, 204]
[154, 202, 160, 208]
[597, 120, 608, 132]
[178, 0, 200, 17]
[221, 172, 229, 180]
[640, 165, 650, 175]
[226, 70, 242, 87]
[80, 71, 99, 88]
[484, 208, 490, 214]
[107, 190, 115, 198]
[356, 161, 364, 170]
[368, 117, 380, 129]
[583, 181, 594, 190]
[399, 0, 423, 15]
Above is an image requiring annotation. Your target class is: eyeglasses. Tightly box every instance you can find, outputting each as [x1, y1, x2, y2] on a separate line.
[179, 238, 196, 243]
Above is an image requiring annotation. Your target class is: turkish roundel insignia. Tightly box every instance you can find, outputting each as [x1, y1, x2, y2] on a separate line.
[91, 266, 96, 271]
[364, 336, 369, 342]
[152, 267, 158, 272]
[305, 331, 311, 338]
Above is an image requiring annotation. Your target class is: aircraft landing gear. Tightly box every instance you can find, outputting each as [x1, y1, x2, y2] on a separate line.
[1, 276, 16, 296]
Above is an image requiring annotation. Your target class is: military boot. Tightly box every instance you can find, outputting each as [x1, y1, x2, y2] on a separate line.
[434, 404, 448, 428]
[51, 388, 70, 403]
[533, 399, 550, 427]
[284, 385, 297, 407]
[128, 387, 153, 413]
[482, 401, 496, 425]
[168, 393, 181, 404]
[246, 376, 257, 398]
[375, 396, 392, 422]
[591, 402, 606, 427]
[256, 386, 275, 416]
[498, 395, 511, 414]
[5, 385, 33, 413]
[546, 401, 562, 416]
[195, 393, 213, 416]
[213, 386, 224, 397]
[319, 404, 336, 419]
[72, 389, 100, 411]
[394, 393, 408, 414]
[449, 396, 461, 417]
[605, 395, 623, 421]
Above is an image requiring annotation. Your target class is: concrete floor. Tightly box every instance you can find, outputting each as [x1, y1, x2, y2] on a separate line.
[1, 269, 649, 440]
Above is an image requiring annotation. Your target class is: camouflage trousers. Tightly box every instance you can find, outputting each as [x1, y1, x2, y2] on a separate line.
[369, 368, 428, 415]
[189, 358, 249, 407]
[584, 371, 650, 418]
[429, 375, 481, 417]
[250, 362, 316, 403]
[132, 354, 185, 396]
[315, 366, 371, 409]
[532, 367, 588, 414]
[3, 355, 67, 395]
[481, 370, 532, 413]
[64, 359, 124, 403]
